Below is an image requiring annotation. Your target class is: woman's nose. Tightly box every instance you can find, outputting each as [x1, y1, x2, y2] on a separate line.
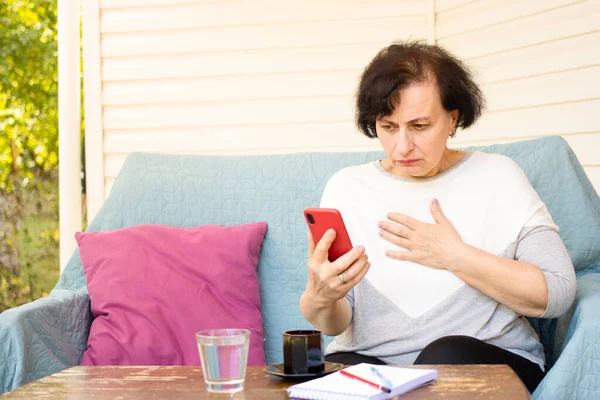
[394, 130, 414, 156]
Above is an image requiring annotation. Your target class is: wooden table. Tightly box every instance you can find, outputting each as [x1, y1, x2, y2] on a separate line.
[2, 365, 529, 399]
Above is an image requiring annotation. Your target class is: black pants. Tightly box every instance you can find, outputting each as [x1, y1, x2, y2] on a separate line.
[325, 335, 545, 393]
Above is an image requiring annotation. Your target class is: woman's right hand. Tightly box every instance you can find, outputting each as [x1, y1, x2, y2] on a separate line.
[305, 229, 370, 304]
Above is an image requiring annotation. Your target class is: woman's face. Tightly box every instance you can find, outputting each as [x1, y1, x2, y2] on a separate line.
[376, 80, 459, 178]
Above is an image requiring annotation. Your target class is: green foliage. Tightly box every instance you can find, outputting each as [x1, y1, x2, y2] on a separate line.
[1, 0, 58, 187]
[0, 181, 59, 312]
[0, 269, 31, 311]
[0, 0, 59, 312]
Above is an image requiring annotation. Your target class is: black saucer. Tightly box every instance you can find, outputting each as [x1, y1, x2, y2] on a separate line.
[265, 362, 344, 380]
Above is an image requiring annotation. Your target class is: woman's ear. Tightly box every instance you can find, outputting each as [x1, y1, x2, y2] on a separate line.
[449, 110, 459, 136]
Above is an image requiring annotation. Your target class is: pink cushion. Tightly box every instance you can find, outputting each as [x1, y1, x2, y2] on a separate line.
[76, 222, 267, 366]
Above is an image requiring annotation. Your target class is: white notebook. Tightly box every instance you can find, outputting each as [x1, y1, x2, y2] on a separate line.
[287, 363, 437, 400]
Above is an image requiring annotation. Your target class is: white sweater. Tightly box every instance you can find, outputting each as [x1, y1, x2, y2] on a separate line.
[320, 151, 574, 369]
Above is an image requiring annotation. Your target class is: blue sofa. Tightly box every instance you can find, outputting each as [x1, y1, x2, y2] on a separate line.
[1, 136, 599, 398]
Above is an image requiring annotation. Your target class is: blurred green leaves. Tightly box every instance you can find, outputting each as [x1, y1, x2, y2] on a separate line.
[1, 0, 59, 312]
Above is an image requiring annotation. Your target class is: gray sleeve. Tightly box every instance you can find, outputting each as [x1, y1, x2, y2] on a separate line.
[514, 226, 576, 318]
[345, 287, 355, 321]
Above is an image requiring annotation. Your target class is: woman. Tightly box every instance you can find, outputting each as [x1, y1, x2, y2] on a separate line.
[299, 41, 576, 393]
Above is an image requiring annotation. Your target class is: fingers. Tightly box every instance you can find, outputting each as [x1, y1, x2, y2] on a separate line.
[331, 245, 366, 274]
[378, 221, 412, 240]
[430, 198, 449, 225]
[312, 229, 337, 264]
[307, 230, 316, 259]
[386, 212, 419, 230]
[385, 250, 412, 261]
[378, 229, 411, 249]
[339, 254, 370, 288]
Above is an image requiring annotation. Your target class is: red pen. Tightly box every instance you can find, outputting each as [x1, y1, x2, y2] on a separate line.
[340, 369, 392, 393]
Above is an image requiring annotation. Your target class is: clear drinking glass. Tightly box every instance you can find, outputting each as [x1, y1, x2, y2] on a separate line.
[196, 329, 250, 394]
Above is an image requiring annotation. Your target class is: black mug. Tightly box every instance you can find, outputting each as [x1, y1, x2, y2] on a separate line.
[283, 330, 324, 375]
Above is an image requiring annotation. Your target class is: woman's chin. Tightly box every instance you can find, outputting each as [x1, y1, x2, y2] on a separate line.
[390, 168, 427, 179]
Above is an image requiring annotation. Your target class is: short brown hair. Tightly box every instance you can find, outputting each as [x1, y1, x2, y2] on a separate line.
[356, 41, 485, 138]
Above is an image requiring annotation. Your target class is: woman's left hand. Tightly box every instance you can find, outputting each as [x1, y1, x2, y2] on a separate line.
[378, 199, 463, 269]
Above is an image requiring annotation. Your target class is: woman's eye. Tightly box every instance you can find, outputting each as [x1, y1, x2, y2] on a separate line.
[382, 125, 395, 131]
[414, 124, 428, 130]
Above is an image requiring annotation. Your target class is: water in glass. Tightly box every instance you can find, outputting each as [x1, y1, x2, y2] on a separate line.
[196, 329, 250, 393]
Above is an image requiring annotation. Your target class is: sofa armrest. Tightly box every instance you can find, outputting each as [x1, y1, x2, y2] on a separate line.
[533, 273, 600, 400]
[0, 289, 92, 394]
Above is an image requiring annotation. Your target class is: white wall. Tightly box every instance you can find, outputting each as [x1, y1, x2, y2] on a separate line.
[439, 0, 600, 193]
[85, 0, 430, 219]
[83, 0, 600, 220]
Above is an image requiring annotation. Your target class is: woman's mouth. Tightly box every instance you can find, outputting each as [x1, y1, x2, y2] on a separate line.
[394, 159, 419, 165]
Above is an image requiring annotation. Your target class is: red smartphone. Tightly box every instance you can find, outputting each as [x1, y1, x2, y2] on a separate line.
[304, 207, 353, 262]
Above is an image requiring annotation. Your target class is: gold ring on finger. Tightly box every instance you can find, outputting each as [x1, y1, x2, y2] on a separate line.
[338, 273, 345, 284]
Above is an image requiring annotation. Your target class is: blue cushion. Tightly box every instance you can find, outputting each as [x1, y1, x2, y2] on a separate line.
[56, 135, 600, 365]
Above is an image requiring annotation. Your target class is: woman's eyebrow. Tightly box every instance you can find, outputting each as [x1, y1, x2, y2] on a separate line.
[406, 116, 431, 124]
[380, 116, 431, 125]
